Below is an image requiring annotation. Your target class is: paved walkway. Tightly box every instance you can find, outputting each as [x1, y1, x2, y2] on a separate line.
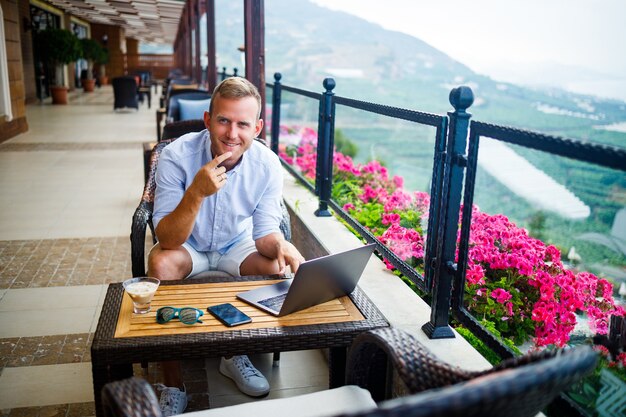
[0, 86, 327, 416]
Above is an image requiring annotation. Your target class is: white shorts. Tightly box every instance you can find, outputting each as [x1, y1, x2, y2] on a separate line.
[182, 238, 257, 278]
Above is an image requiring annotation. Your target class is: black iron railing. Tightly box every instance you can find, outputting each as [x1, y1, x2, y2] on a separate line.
[265, 72, 626, 359]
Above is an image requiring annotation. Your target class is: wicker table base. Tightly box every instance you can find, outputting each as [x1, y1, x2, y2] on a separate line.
[91, 275, 388, 417]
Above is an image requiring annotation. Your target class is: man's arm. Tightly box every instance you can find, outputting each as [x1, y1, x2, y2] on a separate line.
[156, 152, 232, 249]
[255, 232, 305, 274]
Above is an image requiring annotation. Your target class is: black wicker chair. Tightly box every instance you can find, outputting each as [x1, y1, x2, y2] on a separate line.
[162, 119, 207, 142]
[156, 88, 209, 141]
[112, 76, 139, 111]
[131, 133, 292, 278]
[101, 327, 597, 417]
[143, 120, 207, 183]
[166, 90, 212, 123]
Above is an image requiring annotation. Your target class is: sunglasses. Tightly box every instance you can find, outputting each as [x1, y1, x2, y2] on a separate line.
[156, 306, 204, 325]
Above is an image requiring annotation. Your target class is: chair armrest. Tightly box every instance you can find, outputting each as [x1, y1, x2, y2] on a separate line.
[279, 199, 291, 242]
[346, 328, 473, 401]
[131, 201, 153, 277]
[156, 109, 166, 141]
[346, 328, 598, 417]
[101, 377, 162, 417]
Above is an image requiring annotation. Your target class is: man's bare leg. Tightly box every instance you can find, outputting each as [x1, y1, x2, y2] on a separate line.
[148, 244, 193, 391]
[239, 252, 281, 276]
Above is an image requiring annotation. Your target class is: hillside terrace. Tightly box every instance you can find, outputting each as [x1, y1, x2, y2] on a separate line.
[1, 1, 625, 417]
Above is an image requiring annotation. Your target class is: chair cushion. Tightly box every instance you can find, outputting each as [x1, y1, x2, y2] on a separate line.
[182, 385, 376, 417]
[178, 98, 211, 121]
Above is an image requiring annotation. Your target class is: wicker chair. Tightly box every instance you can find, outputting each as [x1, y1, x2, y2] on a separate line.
[100, 327, 597, 417]
[162, 119, 207, 142]
[156, 88, 210, 141]
[131, 133, 292, 278]
[112, 76, 139, 111]
[143, 120, 207, 182]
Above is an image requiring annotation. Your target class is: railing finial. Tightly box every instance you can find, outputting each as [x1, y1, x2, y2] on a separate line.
[323, 77, 336, 92]
[449, 86, 474, 113]
[274, 72, 282, 82]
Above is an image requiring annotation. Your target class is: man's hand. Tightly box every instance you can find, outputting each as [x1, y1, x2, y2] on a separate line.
[156, 151, 232, 249]
[256, 233, 305, 274]
[274, 240, 306, 274]
[190, 151, 232, 198]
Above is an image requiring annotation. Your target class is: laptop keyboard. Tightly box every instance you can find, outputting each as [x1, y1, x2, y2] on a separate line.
[258, 293, 288, 312]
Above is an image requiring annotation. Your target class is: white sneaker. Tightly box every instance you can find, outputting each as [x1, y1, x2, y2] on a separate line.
[219, 355, 270, 397]
[156, 384, 187, 416]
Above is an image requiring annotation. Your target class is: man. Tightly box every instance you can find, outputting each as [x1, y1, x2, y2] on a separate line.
[149, 77, 304, 415]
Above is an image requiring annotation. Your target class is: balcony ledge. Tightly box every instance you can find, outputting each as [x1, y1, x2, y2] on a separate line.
[282, 169, 492, 372]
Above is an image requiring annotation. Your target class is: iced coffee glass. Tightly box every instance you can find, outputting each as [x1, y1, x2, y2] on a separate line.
[122, 277, 160, 314]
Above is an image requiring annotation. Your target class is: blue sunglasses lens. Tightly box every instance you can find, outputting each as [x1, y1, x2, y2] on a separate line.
[156, 307, 203, 325]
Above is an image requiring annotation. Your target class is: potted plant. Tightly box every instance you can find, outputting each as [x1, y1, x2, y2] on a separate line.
[79, 38, 105, 92]
[96, 47, 110, 86]
[34, 28, 81, 104]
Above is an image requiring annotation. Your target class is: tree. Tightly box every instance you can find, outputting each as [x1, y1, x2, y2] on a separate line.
[34, 28, 81, 88]
[80, 38, 105, 81]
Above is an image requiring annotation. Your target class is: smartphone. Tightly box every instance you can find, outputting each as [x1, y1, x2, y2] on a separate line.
[207, 303, 252, 327]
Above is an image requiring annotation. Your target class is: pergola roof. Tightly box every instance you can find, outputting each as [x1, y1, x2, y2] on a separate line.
[45, 0, 185, 44]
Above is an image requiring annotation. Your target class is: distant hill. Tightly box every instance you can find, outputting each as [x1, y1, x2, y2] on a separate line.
[216, 0, 626, 149]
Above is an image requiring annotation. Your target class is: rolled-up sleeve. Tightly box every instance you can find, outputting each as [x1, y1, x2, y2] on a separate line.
[252, 156, 283, 241]
[153, 148, 187, 229]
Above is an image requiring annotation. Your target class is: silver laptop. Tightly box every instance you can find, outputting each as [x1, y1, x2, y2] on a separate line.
[237, 244, 376, 316]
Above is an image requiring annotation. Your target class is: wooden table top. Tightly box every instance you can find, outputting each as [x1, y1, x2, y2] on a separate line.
[92, 275, 388, 362]
[115, 279, 365, 338]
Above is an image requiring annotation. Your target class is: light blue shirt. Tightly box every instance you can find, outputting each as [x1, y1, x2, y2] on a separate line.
[153, 130, 283, 253]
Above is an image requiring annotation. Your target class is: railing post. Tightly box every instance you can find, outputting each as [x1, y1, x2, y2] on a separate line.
[422, 86, 474, 339]
[270, 73, 282, 155]
[220, 67, 227, 81]
[233, 67, 238, 77]
[314, 78, 336, 217]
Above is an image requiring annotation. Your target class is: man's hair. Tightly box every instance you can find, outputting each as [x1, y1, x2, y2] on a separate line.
[209, 77, 262, 119]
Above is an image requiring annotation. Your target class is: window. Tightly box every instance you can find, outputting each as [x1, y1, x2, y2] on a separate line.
[0, 4, 13, 122]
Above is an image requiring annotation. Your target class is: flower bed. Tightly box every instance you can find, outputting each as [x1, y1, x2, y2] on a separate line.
[279, 125, 624, 351]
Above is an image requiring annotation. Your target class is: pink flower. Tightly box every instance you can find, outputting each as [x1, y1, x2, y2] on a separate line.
[466, 263, 485, 286]
[491, 288, 512, 304]
[381, 212, 401, 226]
[593, 345, 610, 357]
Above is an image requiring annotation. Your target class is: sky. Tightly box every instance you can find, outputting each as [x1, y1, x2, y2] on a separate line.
[311, 0, 626, 101]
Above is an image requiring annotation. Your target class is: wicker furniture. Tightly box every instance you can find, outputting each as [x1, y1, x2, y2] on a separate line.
[165, 90, 212, 122]
[112, 76, 139, 111]
[156, 88, 209, 140]
[91, 276, 389, 417]
[100, 327, 597, 417]
[161, 119, 207, 142]
[141, 119, 206, 183]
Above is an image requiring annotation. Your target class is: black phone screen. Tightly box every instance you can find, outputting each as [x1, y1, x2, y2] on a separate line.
[207, 303, 252, 327]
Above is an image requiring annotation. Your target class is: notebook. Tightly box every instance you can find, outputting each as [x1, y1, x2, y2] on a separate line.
[236, 243, 376, 316]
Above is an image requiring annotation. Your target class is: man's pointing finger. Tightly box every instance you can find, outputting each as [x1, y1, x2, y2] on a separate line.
[207, 151, 233, 169]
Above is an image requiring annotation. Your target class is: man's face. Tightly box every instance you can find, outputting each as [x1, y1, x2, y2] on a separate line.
[204, 94, 263, 170]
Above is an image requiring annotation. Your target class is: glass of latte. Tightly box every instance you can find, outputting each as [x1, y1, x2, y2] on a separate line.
[122, 277, 160, 314]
